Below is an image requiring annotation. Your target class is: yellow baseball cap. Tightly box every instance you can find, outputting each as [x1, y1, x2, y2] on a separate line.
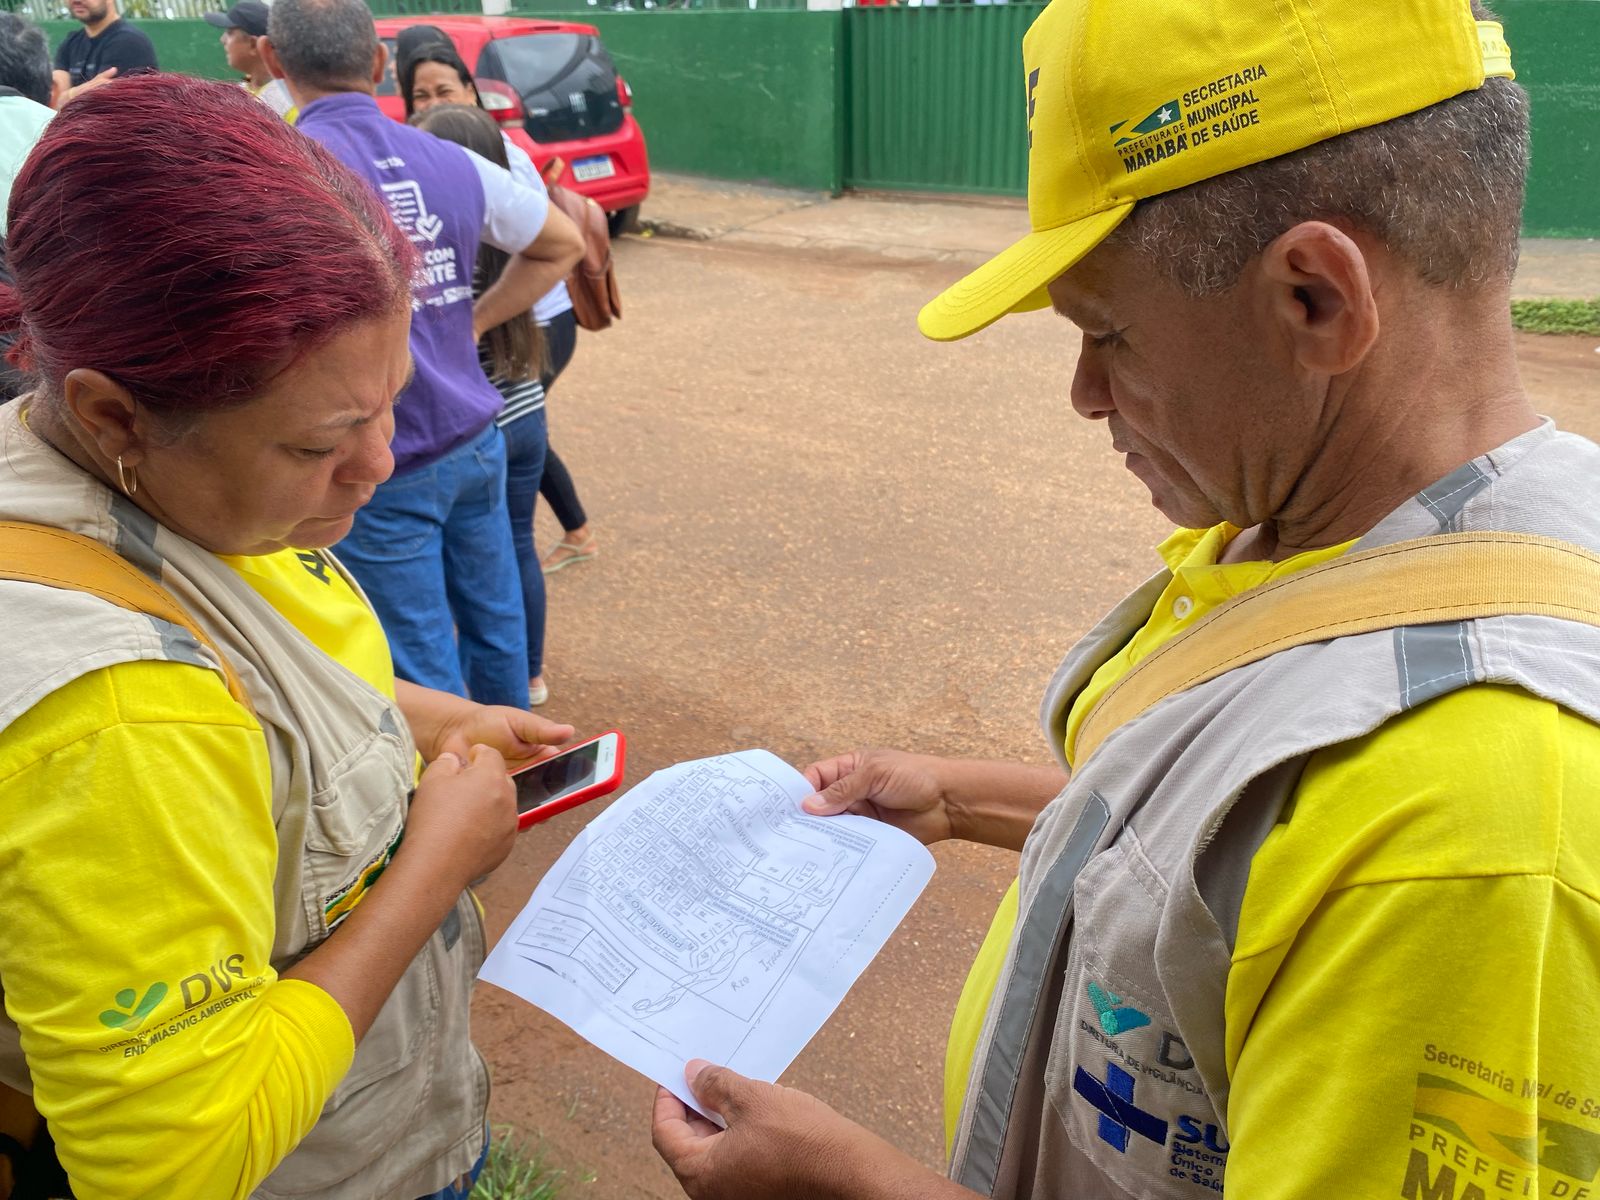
[917, 0, 1515, 341]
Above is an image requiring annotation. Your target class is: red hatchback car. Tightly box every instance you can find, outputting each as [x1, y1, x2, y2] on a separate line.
[374, 15, 650, 233]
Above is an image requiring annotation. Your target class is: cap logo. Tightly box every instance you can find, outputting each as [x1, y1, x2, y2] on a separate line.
[1027, 67, 1041, 150]
[1111, 63, 1268, 175]
[1109, 100, 1191, 175]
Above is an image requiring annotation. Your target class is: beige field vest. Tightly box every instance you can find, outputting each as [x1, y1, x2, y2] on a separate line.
[949, 422, 1600, 1198]
[0, 404, 487, 1198]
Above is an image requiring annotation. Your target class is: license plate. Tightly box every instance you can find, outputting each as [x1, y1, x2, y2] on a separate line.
[572, 155, 615, 182]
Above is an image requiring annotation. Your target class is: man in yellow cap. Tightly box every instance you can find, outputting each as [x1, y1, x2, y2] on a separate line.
[651, 0, 1600, 1197]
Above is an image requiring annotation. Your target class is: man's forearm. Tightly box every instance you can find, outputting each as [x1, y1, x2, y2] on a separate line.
[941, 758, 1068, 852]
[280, 848, 461, 1041]
[873, 1175, 984, 1200]
[832, 1134, 985, 1200]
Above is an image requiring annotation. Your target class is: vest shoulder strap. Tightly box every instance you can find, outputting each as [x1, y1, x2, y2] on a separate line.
[0, 521, 259, 1192]
[0, 520, 253, 712]
[1072, 531, 1600, 764]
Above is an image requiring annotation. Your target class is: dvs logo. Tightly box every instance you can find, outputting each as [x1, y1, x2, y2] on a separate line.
[98, 982, 168, 1031]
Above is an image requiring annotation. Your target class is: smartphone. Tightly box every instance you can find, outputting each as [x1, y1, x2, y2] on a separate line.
[509, 730, 625, 829]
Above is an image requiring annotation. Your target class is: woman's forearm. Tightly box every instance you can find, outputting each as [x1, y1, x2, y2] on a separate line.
[392, 679, 475, 761]
[279, 846, 461, 1041]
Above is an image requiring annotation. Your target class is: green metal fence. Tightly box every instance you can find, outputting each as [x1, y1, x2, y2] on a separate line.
[843, 4, 1036, 195]
[525, 10, 844, 190]
[1501, 0, 1600, 238]
[523, 0, 1597, 236]
[367, 0, 480, 13]
[30, 0, 1596, 236]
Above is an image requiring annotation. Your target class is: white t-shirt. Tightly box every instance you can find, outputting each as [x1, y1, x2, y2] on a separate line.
[0, 96, 52, 236]
[501, 132, 573, 323]
[464, 147, 550, 256]
[247, 78, 296, 120]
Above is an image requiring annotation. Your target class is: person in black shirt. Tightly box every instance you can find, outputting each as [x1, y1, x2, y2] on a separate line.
[51, 0, 156, 108]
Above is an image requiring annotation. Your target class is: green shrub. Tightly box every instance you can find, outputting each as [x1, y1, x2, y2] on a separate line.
[471, 1127, 592, 1200]
[1510, 298, 1600, 336]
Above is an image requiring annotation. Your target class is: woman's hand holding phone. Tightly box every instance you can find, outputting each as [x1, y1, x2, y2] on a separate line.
[434, 703, 574, 771]
[405, 744, 520, 885]
[284, 744, 518, 1042]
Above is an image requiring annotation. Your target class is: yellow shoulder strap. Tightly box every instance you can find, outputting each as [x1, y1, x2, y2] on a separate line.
[0, 520, 253, 711]
[1072, 531, 1600, 765]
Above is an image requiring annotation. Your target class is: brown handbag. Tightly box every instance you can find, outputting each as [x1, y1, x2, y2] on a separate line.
[546, 184, 621, 333]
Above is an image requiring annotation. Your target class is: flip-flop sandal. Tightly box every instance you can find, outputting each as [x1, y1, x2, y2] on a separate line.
[541, 537, 598, 574]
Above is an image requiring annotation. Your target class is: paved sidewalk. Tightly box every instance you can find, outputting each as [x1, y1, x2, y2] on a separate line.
[638, 173, 1027, 269]
[1511, 241, 1600, 301]
[639, 172, 1598, 299]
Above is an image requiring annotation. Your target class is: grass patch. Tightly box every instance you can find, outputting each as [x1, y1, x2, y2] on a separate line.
[471, 1127, 592, 1200]
[1510, 298, 1600, 336]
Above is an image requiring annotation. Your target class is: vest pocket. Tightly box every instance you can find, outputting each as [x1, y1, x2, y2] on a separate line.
[1044, 843, 1225, 1198]
[301, 726, 432, 1098]
[303, 729, 411, 937]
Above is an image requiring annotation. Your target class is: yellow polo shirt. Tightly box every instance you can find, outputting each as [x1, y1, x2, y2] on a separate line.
[0, 547, 393, 1199]
[944, 524, 1600, 1197]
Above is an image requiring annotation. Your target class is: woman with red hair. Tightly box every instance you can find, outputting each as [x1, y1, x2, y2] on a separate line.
[0, 75, 570, 1198]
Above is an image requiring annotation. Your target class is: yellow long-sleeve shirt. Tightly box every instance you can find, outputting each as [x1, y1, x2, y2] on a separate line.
[0, 547, 395, 1198]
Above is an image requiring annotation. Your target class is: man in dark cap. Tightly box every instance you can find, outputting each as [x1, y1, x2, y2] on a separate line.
[204, 0, 292, 118]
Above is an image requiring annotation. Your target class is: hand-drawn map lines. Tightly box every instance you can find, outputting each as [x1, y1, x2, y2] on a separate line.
[515, 758, 880, 1057]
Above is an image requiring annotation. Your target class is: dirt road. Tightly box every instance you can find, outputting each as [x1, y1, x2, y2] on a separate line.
[471, 231, 1600, 1198]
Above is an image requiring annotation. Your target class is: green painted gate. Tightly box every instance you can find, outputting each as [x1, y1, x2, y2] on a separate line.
[843, 4, 1040, 197]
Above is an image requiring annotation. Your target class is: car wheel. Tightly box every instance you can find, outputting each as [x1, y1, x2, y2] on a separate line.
[607, 205, 640, 238]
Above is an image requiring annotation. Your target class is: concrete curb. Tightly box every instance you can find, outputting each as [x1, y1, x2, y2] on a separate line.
[638, 216, 717, 241]
[639, 219, 997, 268]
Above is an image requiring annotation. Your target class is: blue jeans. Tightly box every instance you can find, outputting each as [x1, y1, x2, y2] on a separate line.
[500, 407, 547, 679]
[415, 1128, 490, 1200]
[337, 423, 530, 708]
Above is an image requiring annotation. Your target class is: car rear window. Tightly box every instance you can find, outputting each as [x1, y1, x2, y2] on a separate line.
[377, 37, 399, 96]
[476, 33, 625, 143]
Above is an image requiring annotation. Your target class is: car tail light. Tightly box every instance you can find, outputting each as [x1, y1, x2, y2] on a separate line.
[476, 78, 525, 130]
[617, 76, 633, 112]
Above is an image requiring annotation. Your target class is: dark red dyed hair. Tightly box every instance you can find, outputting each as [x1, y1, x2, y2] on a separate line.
[0, 74, 417, 414]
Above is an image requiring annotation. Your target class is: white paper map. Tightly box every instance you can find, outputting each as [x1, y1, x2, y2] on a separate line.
[480, 749, 935, 1115]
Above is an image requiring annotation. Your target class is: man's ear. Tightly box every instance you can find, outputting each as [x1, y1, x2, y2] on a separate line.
[259, 34, 285, 80]
[1259, 221, 1380, 378]
[62, 369, 143, 466]
[371, 41, 387, 88]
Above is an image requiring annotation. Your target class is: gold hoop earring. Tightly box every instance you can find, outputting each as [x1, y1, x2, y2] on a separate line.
[115, 455, 138, 496]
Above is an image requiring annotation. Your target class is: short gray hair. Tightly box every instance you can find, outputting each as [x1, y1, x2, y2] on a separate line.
[1112, 78, 1530, 296]
[0, 13, 52, 106]
[267, 0, 379, 92]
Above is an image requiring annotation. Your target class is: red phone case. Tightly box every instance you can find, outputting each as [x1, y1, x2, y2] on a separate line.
[510, 729, 626, 829]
